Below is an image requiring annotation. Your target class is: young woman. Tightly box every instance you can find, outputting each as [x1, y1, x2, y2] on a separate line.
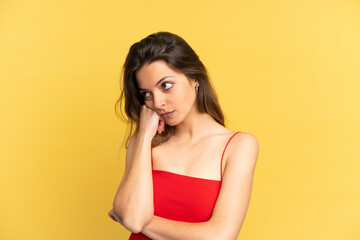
[108, 31, 259, 240]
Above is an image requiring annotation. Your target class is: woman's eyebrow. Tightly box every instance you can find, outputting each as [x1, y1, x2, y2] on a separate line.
[138, 76, 174, 90]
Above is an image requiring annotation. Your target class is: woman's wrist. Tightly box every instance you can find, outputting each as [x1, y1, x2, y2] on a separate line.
[141, 215, 156, 236]
[136, 131, 153, 145]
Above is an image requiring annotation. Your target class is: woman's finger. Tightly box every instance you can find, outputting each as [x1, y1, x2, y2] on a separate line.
[158, 117, 165, 134]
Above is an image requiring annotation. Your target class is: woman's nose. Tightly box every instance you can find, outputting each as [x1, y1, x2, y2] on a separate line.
[153, 92, 165, 109]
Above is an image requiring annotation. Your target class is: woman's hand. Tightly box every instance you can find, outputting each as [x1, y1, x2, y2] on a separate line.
[139, 105, 166, 137]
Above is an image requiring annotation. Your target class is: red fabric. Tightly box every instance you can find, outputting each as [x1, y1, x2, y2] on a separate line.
[129, 131, 241, 240]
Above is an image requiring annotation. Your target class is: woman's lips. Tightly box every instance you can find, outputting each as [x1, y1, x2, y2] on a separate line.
[160, 110, 175, 118]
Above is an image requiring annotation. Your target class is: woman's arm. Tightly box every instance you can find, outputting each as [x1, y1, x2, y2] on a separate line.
[141, 132, 259, 240]
[112, 132, 153, 233]
[112, 105, 165, 233]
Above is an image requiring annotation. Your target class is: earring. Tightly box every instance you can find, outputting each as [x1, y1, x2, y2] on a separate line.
[195, 86, 199, 94]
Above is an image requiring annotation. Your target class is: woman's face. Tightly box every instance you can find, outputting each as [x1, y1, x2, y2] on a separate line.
[135, 60, 198, 126]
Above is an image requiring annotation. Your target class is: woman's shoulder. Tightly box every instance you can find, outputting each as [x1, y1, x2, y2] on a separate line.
[215, 126, 256, 140]
[231, 131, 258, 141]
[224, 130, 259, 166]
[210, 126, 258, 153]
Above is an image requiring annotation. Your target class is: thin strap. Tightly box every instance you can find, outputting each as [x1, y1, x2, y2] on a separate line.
[220, 131, 241, 179]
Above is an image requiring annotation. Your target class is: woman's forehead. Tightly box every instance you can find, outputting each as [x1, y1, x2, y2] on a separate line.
[136, 61, 182, 87]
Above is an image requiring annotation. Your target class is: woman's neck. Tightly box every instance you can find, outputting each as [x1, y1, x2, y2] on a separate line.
[173, 110, 220, 143]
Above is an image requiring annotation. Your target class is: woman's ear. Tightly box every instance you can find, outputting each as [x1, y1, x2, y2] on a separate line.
[191, 79, 199, 87]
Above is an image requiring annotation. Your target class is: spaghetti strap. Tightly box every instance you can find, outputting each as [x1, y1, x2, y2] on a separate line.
[220, 131, 241, 179]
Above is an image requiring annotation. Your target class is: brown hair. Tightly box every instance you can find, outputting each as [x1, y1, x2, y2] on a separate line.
[115, 31, 225, 148]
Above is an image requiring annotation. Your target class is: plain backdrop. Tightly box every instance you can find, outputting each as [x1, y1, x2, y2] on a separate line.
[1, 0, 359, 239]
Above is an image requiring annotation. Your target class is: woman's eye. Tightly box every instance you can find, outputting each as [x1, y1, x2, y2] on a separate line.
[162, 82, 173, 90]
[141, 92, 150, 98]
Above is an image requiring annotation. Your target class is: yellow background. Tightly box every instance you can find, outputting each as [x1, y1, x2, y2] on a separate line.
[1, 0, 359, 239]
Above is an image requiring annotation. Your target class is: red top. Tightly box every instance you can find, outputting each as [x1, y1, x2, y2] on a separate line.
[129, 131, 241, 240]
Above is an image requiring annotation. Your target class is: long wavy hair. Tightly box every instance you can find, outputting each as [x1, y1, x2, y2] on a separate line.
[115, 31, 225, 148]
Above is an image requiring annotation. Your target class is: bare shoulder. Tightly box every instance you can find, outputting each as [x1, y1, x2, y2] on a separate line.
[232, 131, 259, 147]
[226, 131, 259, 172]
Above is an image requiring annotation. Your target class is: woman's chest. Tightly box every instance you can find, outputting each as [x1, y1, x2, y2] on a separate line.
[152, 138, 228, 180]
[152, 170, 222, 222]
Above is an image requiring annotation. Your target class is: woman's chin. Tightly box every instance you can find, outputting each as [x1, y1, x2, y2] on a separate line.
[164, 120, 178, 127]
